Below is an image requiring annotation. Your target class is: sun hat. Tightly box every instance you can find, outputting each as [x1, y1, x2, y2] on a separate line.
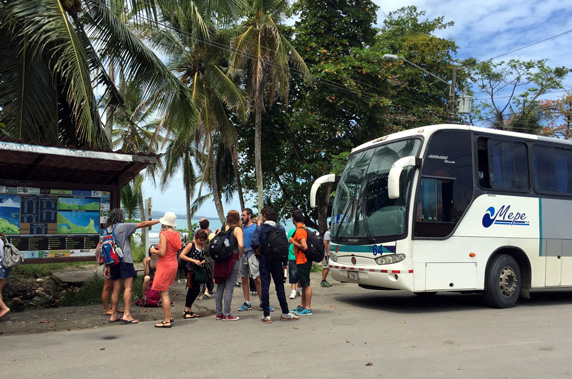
[160, 211, 177, 227]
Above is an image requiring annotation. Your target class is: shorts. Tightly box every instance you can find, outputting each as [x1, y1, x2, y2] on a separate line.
[288, 259, 298, 284]
[0, 262, 11, 279]
[321, 254, 329, 268]
[297, 260, 312, 288]
[110, 262, 137, 280]
[238, 249, 259, 279]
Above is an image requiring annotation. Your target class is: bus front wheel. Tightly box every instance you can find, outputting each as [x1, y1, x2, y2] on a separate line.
[483, 254, 521, 308]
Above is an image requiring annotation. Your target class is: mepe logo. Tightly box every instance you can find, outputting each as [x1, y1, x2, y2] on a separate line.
[482, 205, 529, 228]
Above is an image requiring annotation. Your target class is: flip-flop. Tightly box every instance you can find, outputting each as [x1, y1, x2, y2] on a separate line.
[120, 319, 139, 324]
[108, 318, 122, 323]
[155, 321, 172, 328]
[190, 312, 200, 318]
[0, 310, 10, 319]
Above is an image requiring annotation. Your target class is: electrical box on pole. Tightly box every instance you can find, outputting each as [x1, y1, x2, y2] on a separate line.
[457, 92, 473, 114]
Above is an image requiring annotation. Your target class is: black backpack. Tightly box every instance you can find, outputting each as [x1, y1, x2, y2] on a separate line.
[265, 225, 289, 261]
[209, 226, 236, 262]
[297, 227, 325, 262]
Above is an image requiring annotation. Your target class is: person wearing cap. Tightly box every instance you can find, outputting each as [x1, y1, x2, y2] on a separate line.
[105, 209, 160, 324]
[149, 211, 181, 328]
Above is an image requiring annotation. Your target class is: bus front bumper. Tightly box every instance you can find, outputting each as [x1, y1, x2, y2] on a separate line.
[329, 263, 415, 291]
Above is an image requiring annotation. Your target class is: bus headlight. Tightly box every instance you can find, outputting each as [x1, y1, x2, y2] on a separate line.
[374, 254, 405, 265]
[330, 252, 338, 262]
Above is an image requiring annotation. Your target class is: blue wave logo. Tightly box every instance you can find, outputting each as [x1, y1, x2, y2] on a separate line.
[482, 205, 529, 228]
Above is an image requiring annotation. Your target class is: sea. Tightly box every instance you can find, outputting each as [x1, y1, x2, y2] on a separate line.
[146, 217, 296, 248]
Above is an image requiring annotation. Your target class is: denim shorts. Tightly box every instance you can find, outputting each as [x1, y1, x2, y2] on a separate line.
[110, 262, 137, 280]
[0, 262, 12, 279]
[288, 260, 298, 284]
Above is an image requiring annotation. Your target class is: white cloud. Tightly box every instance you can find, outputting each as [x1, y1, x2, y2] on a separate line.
[0, 197, 19, 208]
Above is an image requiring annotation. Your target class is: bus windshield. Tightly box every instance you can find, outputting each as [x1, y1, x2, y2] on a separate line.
[332, 138, 421, 242]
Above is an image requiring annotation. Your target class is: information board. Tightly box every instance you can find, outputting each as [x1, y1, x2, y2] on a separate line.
[0, 186, 110, 259]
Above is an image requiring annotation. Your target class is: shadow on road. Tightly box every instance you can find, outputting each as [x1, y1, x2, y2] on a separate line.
[333, 288, 572, 314]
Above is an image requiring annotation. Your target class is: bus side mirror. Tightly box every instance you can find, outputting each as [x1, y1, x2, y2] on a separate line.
[310, 174, 340, 208]
[388, 156, 422, 199]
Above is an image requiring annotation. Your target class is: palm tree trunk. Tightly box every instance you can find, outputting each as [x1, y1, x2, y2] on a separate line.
[207, 134, 226, 224]
[254, 57, 265, 211]
[184, 153, 193, 232]
[232, 146, 245, 210]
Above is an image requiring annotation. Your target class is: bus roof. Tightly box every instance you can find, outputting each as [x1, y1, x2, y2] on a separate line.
[351, 124, 572, 154]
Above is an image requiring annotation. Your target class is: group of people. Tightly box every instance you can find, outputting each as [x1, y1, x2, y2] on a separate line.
[98, 205, 333, 327]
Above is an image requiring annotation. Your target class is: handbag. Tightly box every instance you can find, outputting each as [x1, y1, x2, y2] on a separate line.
[192, 265, 209, 284]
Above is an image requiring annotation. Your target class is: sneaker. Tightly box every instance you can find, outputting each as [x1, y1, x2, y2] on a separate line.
[215, 313, 223, 320]
[261, 316, 272, 324]
[295, 308, 312, 316]
[235, 281, 241, 287]
[280, 313, 299, 321]
[259, 304, 274, 312]
[203, 291, 211, 298]
[289, 290, 296, 299]
[321, 280, 333, 287]
[223, 314, 240, 321]
[197, 294, 203, 300]
[290, 305, 303, 313]
[238, 302, 252, 311]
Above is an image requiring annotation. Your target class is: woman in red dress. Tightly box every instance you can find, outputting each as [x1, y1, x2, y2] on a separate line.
[149, 212, 181, 328]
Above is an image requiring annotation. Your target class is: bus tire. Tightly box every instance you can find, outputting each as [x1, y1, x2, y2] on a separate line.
[483, 254, 521, 308]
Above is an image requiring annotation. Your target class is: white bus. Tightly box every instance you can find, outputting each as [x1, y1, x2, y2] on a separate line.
[310, 124, 572, 308]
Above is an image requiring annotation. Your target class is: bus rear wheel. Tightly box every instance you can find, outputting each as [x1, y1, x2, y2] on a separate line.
[483, 254, 521, 308]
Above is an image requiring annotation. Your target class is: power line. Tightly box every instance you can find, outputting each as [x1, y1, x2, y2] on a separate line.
[489, 28, 572, 60]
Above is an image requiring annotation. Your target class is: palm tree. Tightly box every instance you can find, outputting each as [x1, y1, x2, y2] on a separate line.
[149, 3, 249, 224]
[120, 174, 144, 219]
[0, 0, 194, 148]
[228, 0, 309, 209]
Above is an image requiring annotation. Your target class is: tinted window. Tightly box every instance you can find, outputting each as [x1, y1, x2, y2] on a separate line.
[481, 139, 529, 191]
[533, 145, 572, 195]
[415, 130, 473, 238]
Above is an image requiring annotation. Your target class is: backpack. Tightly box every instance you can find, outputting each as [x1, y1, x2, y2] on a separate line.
[265, 225, 289, 261]
[297, 227, 325, 263]
[2, 240, 24, 269]
[177, 242, 190, 270]
[209, 226, 236, 262]
[135, 280, 161, 307]
[98, 224, 123, 267]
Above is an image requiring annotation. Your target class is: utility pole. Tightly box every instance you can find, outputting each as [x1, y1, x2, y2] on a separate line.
[448, 67, 458, 123]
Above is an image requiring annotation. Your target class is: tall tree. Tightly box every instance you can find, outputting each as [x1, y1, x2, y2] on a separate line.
[229, 0, 309, 211]
[466, 58, 570, 132]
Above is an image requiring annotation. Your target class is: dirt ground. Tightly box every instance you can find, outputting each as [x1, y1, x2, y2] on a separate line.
[0, 280, 214, 335]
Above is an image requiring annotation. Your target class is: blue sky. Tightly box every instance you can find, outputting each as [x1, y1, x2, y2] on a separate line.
[143, 0, 572, 218]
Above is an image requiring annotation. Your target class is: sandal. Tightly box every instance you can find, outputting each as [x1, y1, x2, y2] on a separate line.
[155, 321, 172, 328]
[190, 311, 200, 318]
[183, 311, 193, 319]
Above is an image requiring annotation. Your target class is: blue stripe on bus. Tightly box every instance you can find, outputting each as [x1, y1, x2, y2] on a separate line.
[539, 198, 543, 257]
[331, 244, 396, 254]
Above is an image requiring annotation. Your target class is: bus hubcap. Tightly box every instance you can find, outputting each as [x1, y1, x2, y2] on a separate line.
[499, 266, 517, 297]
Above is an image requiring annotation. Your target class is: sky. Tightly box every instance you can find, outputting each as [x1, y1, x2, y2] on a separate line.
[143, 0, 572, 219]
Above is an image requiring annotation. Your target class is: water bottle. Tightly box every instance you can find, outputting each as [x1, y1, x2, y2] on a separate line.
[224, 238, 230, 247]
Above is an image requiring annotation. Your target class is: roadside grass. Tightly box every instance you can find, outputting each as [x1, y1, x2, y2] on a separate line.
[60, 274, 144, 307]
[311, 263, 322, 273]
[14, 262, 93, 278]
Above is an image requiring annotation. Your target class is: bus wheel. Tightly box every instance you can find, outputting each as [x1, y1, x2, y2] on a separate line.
[483, 254, 521, 308]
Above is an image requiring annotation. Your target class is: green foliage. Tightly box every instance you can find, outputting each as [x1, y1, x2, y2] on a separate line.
[466, 58, 570, 133]
[60, 274, 144, 306]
